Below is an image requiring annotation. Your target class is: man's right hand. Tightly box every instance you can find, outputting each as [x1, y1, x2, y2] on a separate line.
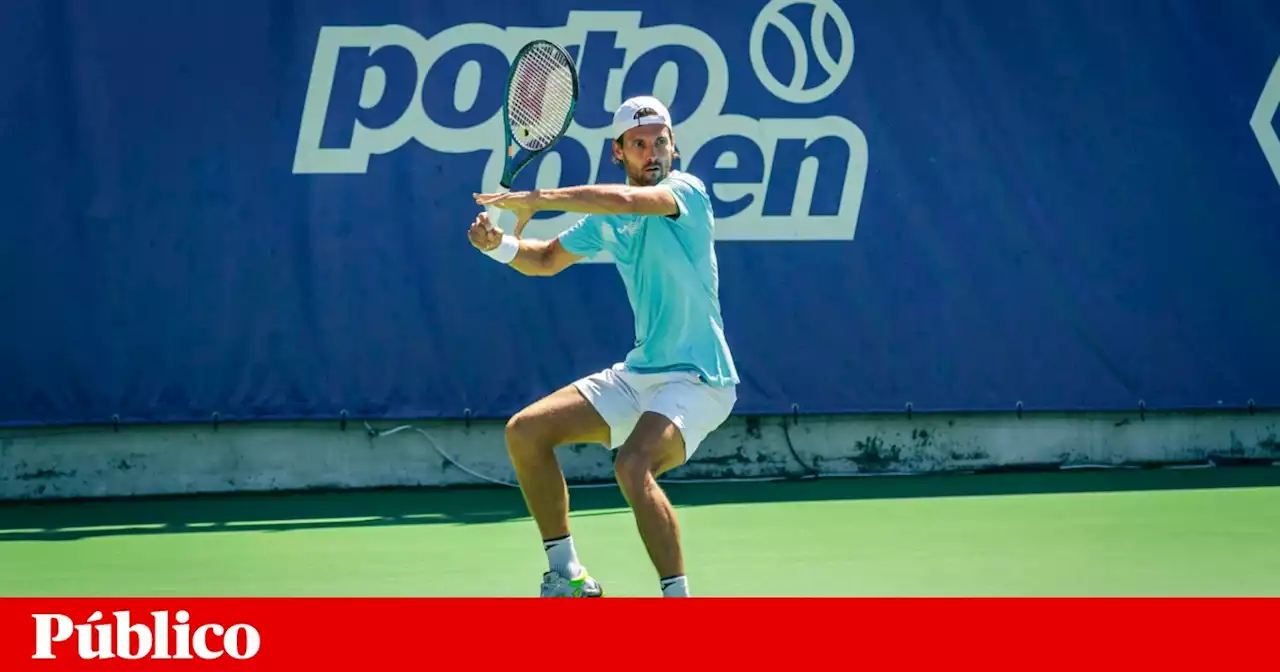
[468, 211, 503, 252]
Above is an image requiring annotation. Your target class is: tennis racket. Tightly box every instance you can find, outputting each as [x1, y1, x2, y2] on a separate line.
[485, 39, 579, 231]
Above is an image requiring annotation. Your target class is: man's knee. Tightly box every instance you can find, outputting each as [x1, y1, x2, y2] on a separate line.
[614, 413, 686, 489]
[613, 448, 649, 492]
[505, 408, 549, 456]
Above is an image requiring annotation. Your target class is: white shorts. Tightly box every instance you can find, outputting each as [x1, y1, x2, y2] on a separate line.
[572, 363, 737, 459]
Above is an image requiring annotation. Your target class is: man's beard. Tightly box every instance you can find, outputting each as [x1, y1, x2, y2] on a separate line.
[628, 159, 668, 186]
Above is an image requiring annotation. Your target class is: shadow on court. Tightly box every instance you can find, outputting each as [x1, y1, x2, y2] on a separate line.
[2, 465, 1278, 542]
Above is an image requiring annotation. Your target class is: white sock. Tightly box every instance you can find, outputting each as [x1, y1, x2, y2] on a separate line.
[543, 535, 583, 578]
[660, 575, 689, 597]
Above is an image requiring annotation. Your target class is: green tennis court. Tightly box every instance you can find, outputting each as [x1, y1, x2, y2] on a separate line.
[3, 466, 1279, 597]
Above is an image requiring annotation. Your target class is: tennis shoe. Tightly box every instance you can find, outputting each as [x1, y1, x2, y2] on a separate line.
[539, 569, 604, 597]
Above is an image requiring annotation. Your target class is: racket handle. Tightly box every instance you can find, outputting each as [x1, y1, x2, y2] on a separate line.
[483, 187, 511, 232]
[485, 205, 501, 232]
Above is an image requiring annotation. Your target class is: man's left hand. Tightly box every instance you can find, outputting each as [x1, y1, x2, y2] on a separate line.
[474, 191, 538, 238]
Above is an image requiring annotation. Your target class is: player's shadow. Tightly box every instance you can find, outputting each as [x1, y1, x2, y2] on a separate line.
[2, 464, 1279, 542]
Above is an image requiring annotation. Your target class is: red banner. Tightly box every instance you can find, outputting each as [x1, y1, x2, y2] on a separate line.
[1, 598, 1275, 669]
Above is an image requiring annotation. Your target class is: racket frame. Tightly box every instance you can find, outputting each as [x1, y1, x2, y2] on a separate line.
[497, 39, 580, 190]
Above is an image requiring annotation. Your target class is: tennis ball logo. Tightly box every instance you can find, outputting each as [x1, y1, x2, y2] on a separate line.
[749, 0, 854, 105]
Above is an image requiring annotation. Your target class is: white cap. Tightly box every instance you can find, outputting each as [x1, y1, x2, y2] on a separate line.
[612, 95, 672, 140]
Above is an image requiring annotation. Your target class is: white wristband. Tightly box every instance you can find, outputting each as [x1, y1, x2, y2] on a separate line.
[483, 234, 519, 264]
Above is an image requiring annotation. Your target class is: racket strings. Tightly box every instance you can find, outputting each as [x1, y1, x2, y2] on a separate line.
[507, 45, 575, 151]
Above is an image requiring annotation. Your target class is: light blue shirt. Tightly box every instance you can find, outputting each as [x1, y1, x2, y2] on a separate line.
[557, 171, 740, 387]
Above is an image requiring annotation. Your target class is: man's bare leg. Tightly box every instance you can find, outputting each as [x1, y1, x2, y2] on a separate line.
[505, 384, 610, 592]
[613, 411, 690, 596]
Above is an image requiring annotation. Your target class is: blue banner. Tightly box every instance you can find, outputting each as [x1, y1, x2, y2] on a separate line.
[2, 0, 1279, 427]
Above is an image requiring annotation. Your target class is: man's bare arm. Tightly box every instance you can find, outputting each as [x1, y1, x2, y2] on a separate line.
[467, 212, 582, 276]
[535, 183, 677, 217]
[476, 183, 678, 221]
[506, 237, 582, 277]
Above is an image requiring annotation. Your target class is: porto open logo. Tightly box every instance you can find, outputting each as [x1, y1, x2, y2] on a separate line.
[293, 1, 869, 248]
[31, 610, 261, 661]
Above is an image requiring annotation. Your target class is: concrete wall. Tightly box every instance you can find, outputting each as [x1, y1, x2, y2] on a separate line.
[2, 410, 1278, 500]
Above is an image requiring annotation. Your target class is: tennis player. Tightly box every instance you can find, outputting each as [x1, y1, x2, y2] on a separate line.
[468, 95, 739, 598]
